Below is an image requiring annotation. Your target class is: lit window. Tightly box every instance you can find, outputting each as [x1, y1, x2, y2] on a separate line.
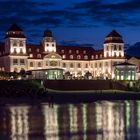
[61, 50, 64, 53]
[84, 55, 88, 59]
[70, 55, 73, 59]
[37, 49, 40, 52]
[69, 50, 72, 54]
[62, 55, 66, 59]
[37, 54, 41, 58]
[91, 55, 94, 59]
[95, 55, 98, 59]
[100, 54, 102, 58]
[76, 50, 79, 54]
[29, 54, 33, 58]
[28, 48, 31, 52]
[83, 50, 86, 54]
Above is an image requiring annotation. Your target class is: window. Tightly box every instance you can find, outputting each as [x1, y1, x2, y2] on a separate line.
[20, 48, 23, 53]
[83, 50, 86, 54]
[99, 63, 102, 67]
[119, 45, 122, 50]
[62, 55, 66, 59]
[52, 44, 54, 47]
[69, 50, 72, 54]
[106, 46, 108, 51]
[77, 63, 81, 68]
[46, 44, 49, 46]
[114, 45, 117, 50]
[30, 62, 33, 67]
[37, 54, 41, 58]
[77, 55, 81, 59]
[76, 50, 79, 54]
[61, 50, 64, 53]
[13, 59, 18, 65]
[70, 63, 73, 68]
[29, 54, 33, 58]
[13, 41, 17, 46]
[95, 63, 97, 68]
[84, 55, 88, 59]
[20, 59, 25, 65]
[100, 54, 102, 58]
[70, 55, 73, 59]
[37, 49, 40, 52]
[13, 48, 16, 53]
[38, 62, 41, 67]
[95, 55, 98, 59]
[105, 62, 108, 66]
[28, 48, 31, 52]
[19, 41, 23, 46]
[91, 55, 94, 59]
[63, 63, 66, 68]
[85, 63, 88, 68]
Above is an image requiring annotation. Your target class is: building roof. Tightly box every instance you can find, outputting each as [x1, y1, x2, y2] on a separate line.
[114, 62, 136, 67]
[7, 23, 23, 32]
[104, 30, 124, 44]
[43, 29, 52, 37]
[5, 23, 25, 38]
[106, 30, 122, 38]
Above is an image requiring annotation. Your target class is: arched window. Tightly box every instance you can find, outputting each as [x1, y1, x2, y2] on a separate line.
[85, 63, 88, 68]
[77, 63, 81, 68]
[70, 55, 73, 59]
[77, 55, 81, 59]
[63, 63, 66, 68]
[70, 63, 73, 68]
[38, 62, 42, 67]
[37, 54, 41, 58]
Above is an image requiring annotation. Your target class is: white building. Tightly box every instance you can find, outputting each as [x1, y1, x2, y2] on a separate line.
[0, 24, 126, 79]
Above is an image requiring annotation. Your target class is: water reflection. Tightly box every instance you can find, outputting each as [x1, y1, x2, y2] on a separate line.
[1, 101, 140, 140]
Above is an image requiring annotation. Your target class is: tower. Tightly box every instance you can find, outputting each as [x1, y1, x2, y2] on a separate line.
[103, 30, 124, 58]
[42, 29, 56, 53]
[4, 24, 27, 72]
[5, 23, 26, 54]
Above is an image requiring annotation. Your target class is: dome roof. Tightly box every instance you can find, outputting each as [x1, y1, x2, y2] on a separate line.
[104, 30, 124, 44]
[5, 23, 25, 38]
[43, 29, 52, 37]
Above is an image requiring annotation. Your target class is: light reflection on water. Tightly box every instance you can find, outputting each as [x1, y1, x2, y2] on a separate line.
[0, 101, 140, 140]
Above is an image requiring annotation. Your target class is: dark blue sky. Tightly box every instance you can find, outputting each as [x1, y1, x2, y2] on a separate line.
[0, 0, 140, 49]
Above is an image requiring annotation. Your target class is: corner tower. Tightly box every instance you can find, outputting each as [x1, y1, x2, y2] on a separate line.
[42, 29, 56, 53]
[103, 30, 124, 58]
[5, 23, 26, 54]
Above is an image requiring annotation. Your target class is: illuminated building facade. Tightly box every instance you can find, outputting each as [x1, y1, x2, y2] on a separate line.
[0, 24, 126, 79]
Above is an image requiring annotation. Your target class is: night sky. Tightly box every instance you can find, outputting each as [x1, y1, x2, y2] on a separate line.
[0, 0, 140, 49]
